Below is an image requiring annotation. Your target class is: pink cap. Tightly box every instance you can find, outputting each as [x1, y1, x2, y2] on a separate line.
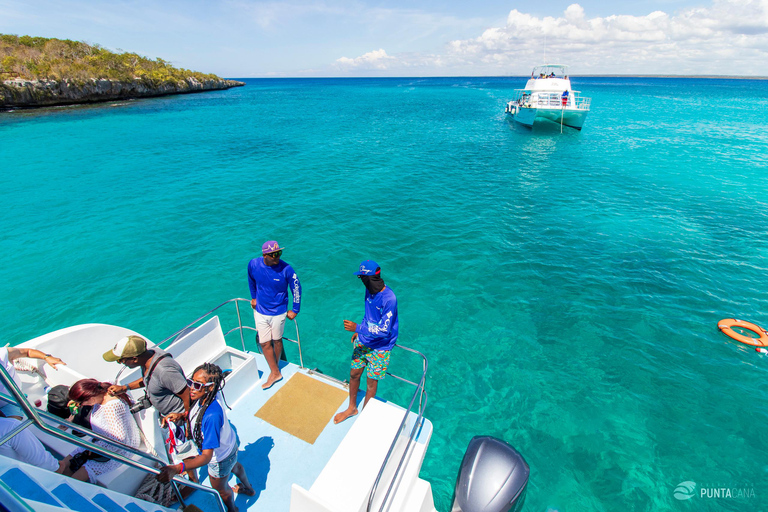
[262, 241, 285, 254]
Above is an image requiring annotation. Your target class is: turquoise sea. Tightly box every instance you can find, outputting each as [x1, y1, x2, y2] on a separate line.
[2, 76, 768, 511]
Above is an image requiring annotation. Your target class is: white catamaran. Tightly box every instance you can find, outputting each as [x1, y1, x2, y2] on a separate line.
[506, 64, 591, 131]
[0, 299, 529, 512]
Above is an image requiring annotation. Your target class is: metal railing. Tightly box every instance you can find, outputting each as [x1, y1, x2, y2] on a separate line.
[0, 364, 227, 512]
[0, 479, 36, 512]
[532, 93, 591, 109]
[512, 92, 591, 110]
[366, 343, 428, 512]
[575, 96, 591, 109]
[158, 298, 304, 368]
[155, 297, 428, 512]
[2, 298, 426, 512]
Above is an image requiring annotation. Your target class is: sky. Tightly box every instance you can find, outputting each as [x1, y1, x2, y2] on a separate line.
[1, 0, 767, 77]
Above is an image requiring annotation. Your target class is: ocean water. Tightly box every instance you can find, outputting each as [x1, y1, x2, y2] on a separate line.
[2, 76, 768, 511]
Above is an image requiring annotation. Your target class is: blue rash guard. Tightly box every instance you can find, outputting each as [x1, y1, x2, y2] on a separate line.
[355, 287, 398, 351]
[247, 257, 302, 316]
[193, 398, 236, 464]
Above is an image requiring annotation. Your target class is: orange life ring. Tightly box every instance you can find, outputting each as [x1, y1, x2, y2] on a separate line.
[718, 318, 768, 347]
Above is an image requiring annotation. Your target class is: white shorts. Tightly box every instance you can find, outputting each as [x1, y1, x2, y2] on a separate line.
[254, 311, 288, 344]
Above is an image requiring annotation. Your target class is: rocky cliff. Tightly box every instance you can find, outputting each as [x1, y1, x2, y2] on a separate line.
[0, 76, 245, 108]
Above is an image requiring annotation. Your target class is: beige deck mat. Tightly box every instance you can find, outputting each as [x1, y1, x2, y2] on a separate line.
[255, 372, 349, 444]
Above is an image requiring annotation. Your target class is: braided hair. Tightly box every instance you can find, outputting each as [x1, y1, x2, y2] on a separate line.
[191, 362, 225, 451]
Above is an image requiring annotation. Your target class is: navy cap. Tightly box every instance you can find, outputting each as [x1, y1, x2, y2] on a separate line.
[354, 260, 380, 276]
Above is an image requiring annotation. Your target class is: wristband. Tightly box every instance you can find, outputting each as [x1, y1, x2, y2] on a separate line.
[179, 462, 186, 473]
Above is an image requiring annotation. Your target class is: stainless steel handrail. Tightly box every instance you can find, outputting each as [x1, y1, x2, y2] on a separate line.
[158, 298, 244, 349]
[0, 417, 34, 446]
[0, 365, 226, 512]
[157, 297, 425, 512]
[0, 391, 169, 470]
[2, 298, 422, 512]
[0, 480, 36, 512]
[366, 343, 429, 512]
[159, 297, 304, 368]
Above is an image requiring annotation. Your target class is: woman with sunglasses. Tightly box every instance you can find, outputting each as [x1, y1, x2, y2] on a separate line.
[158, 363, 254, 512]
[57, 379, 140, 483]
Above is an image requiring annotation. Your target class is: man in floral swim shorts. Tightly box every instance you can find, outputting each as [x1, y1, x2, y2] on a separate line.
[335, 260, 399, 424]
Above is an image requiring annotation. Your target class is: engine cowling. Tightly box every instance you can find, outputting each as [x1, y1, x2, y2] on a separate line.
[451, 436, 529, 512]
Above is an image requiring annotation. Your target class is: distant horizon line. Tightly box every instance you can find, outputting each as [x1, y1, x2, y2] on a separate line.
[230, 74, 768, 80]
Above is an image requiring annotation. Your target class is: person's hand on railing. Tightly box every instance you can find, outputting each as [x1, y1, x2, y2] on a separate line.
[157, 463, 182, 483]
[287, 310, 297, 320]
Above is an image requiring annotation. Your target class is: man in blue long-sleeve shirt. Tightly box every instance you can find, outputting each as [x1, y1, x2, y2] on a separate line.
[334, 260, 398, 424]
[247, 240, 301, 390]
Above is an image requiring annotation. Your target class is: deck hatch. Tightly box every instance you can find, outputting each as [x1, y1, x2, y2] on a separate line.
[254, 372, 347, 444]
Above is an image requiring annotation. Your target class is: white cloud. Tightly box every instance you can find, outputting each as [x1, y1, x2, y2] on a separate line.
[335, 48, 395, 70]
[440, 0, 768, 75]
[335, 0, 768, 76]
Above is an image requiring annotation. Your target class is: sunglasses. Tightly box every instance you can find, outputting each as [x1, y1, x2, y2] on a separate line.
[186, 378, 214, 391]
[265, 251, 282, 259]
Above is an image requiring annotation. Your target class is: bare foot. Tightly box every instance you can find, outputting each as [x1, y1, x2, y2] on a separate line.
[233, 484, 256, 496]
[262, 373, 283, 390]
[333, 407, 358, 424]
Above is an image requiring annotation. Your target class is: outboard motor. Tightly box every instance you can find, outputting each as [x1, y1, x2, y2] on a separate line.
[451, 436, 529, 512]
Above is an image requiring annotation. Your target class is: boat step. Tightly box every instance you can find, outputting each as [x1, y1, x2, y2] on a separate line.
[52, 483, 105, 512]
[93, 493, 131, 512]
[1, 467, 65, 508]
[125, 502, 167, 512]
[1, 461, 176, 512]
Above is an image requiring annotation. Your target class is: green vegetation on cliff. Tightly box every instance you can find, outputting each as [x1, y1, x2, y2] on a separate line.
[0, 34, 220, 84]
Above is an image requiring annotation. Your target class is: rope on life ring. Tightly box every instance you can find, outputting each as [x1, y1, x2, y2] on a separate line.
[718, 318, 768, 347]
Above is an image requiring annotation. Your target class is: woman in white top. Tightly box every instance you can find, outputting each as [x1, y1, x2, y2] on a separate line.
[159, 363, 254, 512]
[57, 379, 140, 483]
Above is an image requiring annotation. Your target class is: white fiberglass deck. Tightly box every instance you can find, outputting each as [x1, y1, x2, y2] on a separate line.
[1, 304, 433, 512]
[183, 353, 432, 512]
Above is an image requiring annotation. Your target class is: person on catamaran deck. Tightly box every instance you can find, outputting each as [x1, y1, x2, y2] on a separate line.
[247, 240, 302, 390]
[334, 260, 399, 424]
[103, 335, 198, 491]
[57, 379, 140, 483]
[158, 363, 255, 512]
[0, 346, 65, 417]
[0, 413, 60, 471]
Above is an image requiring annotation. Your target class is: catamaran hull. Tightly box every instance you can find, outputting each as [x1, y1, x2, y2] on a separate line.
[511, 107, 588, 130]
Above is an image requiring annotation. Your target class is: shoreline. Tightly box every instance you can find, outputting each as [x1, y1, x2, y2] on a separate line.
[0, 77, 245, 109]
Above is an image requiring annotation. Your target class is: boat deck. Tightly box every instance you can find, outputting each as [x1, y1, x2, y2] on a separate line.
[185, 353, 355, 511]
[1, 310, 432, 512]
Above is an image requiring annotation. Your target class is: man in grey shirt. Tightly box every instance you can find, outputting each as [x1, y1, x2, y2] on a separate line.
[104, 335, 197, 491]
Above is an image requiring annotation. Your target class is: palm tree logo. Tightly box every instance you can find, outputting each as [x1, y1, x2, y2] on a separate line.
[674, 481, 697, 500]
